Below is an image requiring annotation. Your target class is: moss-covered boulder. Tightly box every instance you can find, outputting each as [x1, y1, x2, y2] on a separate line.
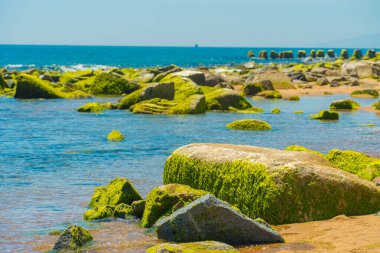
[310, 110, 339, 120]
[205, 88, 252, 111]
[256, 90, 282, 99]
[330, 99, 360, 110]
[53, 225, 93, 250]
[84, 205, 114, 221]
[89, 72, 139, 95]
[163, 143, 380, 225]
[146, 241, 238, 253]
[251, 70, 295, 90]
[373, 101, 380, 110]
[173, 70, 206, 85]
[130, 199, 146, 218]
[107, 129, 124, 141]
[271, 108, 281, 114]
[77, 102, 112, 113]
[141, 184, 207, 228]
[226, 119, 271, 131]
[243, 80, 273, 96]
[326, 149, 380, 181]
[285, 95, 300, 101]
[351, 89, 379, 98]
[114, 203, 132, 219]
[88, 177, 142, 208]
[284, 145, 324, 157]
[15, 74, 66, 99]
[229, 107, 264, 114]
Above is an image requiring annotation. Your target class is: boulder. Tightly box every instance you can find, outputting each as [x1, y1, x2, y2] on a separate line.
[226, 119, 271, 131]
[284, 96, 300, 101]
[88, 177, 142, 208]
[39, 74, 53, 82]
[204, 74, 225, 87]
[84, 205, 114, 221]
[107, 129, 124, 142]
[339, 49, 349, 59]
[330, 99, 360, 110]
[173, 70, 206, 85]
[147, 241, 238, 253]
[373, 101, 380, 110]
[152, 66, 182, 82]
[351, 89, 379, 98]
[288, 72, 307, 82]
[155, 194, 284, 245]
[256, 90, 282, 99]
[243, 80, 273, 96]
[310, 110, 339, 120]
[141, 184, 207, 228]
[341, 62, 379, 78]
[130, 200, 146, 218]
[15, 74, 66, 99]
[53, 225, 93, 250]
[77, 102, 112, 113]
[163, 143, 380, 225]
[252, 70, 295, 89]
[205, 88, 252, 110]
[90, 72, 139, 95]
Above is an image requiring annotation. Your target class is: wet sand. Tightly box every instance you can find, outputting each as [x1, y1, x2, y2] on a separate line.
[240, 214, 380, 253]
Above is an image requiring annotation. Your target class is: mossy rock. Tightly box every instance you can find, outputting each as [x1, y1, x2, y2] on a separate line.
[351, 89, 379, 98]
[350, 49, 363, 60]
[15, 74, 66, 99]
[271, 108, 281, 114]
[89, 72, 139, 95]
[163, 143, 380, 225]
[84, 205, 114, 221]
[339, 49, 349, 59]
[293, 110, 304, 114]
[330, 99, 360, 110]
[316, 50, 325, 58]
[373, 101, 380, 110]
[107, 129, 124, 141]
[326, 149, 380, 181]
[161, 74, 203, 102]
[141, 184, 207, 228]
[53, 225, 93, 250]
[226, 119, 271, 131]
[310, 110, 339, 120]
[146, 241, 238, 253]
[59, 69, 94, 86]
[114, 203, 132, 219]
[256, 90, 282, 99]
[363, 49, 376, 59]
[229, 107, 264, 114]
[130, 199, 146, 218]
[88, 177, 142, 208]
[297, 50, 307, 58]
[285, 95, 300, 101]
[77, 102, 112, 113]
[205, 88, 252, 111]
[252, 71, 295, 90]
[243, 83, 264, 96]
[284, 145, 324, 157]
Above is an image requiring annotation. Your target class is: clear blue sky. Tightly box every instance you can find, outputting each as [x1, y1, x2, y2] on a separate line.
[0, 0, 379, 47]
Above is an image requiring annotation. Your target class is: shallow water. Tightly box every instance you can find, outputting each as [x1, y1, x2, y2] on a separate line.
[0, 94, 379, 252]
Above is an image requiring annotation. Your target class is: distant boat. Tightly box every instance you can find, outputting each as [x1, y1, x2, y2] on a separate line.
[194, 44, 199, 48]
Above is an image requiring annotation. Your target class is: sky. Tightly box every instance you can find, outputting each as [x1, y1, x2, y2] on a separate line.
[0, 0, 379, 47]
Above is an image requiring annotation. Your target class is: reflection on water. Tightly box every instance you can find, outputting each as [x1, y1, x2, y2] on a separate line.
[0, 94, 379, 252]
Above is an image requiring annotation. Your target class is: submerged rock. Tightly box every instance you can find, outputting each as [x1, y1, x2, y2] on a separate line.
[77, 102, 112, 113]
[163, 143, 380, 225]
[107, 129, 125, 142]
[155, 194, 284, 245]
[226, 119, 272, 131]
[271, 108, 281, 114]
[141, 184, 207, 228]
[256, 90, 282, 99]
[351, 89, 379, 98]
[373, 101, 380, 110]
[310, 110, 339, 120]
[330, 99, 360, 110]
[53, 225, 93, 250]
[146, 241, 238, 253]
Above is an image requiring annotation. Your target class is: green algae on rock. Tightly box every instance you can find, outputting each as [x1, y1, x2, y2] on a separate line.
[114, 203, 132, 219]
[339, 49, 349, 59]
[326, 149, 380, 181]
[53, 225, 93, 250]
[130, 199, 146, 218]
[351, 89, 379, 98]
[84, 205, 115, 221]
[141, 184, 207, 228]
[15, 74, 66, 99]
[204, 88, 252, 111]
[330, 99, 360, 110]
[293, 110, 304, 114]
[271, 108, 281, 114]
[256, 90, 282, 99]
[77, 102, 112, 113]
[89, 72, 139, 95]
[107, 130, 125, 142]
[88, 177, 142, 208]
[163, 143, 380, 225]
[310, 110, 339, 120]
[229, 107, 264, 114]
[226, 119, 272, 131]
[284, 145, 324, 157]
[146, 241, 239, 253]
[285, 95, 300, 101]
[373, 101, 380, 110]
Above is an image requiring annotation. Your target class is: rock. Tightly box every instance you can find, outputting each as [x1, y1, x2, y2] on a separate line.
[350, 49, 363, 60]
[252, 70, 295, 89]
[229, 107, 264, 114]
[342, 62, 379, 78]
[270, 51, 278, 59]
[293, 110, 304, 114]
[152, 66, 182, 82]
[147, 241, 238, 253]
[53, 225, 93, 250]
[163, 143, 380, 225]
[327, 50, 335, 58]
[311, 67, 329, 75]
[39, 74, 53, 82]
[114, 203, 132, 219]
[364, 49, 376, 59]
[88, 177, 142, 208]
[285, 96, 300, 101]
[271, 108, 281, 114]
[130, 200, 146, 218]
[373, 101, 380, 110]
[326, 149, 380, 181]
[258, 50, 268, 59]
[107, 129, 124, 141]
[205, 88, 252, 111]
[204, 74, 225, 87]
[310, 110, 339, 120]
[351, 89, 379, 98]
[297, 50, 307, 58]
[90, 72, 140, 95]
[173, 70, 206, 85]
[284, 145, 324, 157]
[243, 80, 274, 96]
[155, 194, 284, 245]
[15, 74, 66, 99]
[310, 50, 316, 58]
[339, 49, 349, 59]
[288, 72, 307, 82]
[84, 205, 114, 220]
[226, 119, 272, 131]
[77, 102, 112, 113]
[315, 77, 329, 86]
[316, 50, 325, 58]
[330, 99, 360, 110]
[141, 184, 207, 228]
[256, 90, 282, 99]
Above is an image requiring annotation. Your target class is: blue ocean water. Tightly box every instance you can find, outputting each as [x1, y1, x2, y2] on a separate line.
[0, 94, 379, 252]
[0, 45, 377, 69]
